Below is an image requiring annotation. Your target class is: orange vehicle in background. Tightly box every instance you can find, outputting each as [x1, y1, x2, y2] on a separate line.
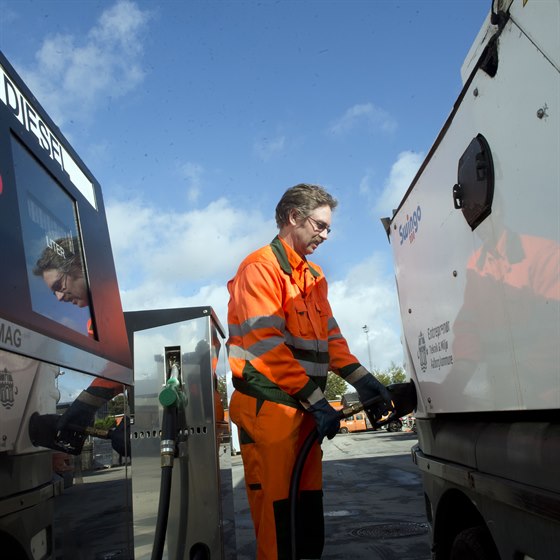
[330, 400, 372, 433]
[338, 412, 370, 433]
[331, 399, 404, 434]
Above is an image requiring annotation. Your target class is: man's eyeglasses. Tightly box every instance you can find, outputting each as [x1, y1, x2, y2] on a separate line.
[306, 216, 331, 235]
[51, 274, 68, 295]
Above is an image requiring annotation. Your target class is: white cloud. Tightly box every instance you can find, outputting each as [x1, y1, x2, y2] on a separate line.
[358, 170, 375, 196]
[120, 281, 230, 324]
[180, 162, 204, 203]
[374, 150, 424, 216]
[329, 253, 404, 372]
[106, 195, 276, 293]
[106, 194, 403, 372]
[329, 102, 397, 136]
[253, 135, 286, 161]
[19, 0, 151, 126]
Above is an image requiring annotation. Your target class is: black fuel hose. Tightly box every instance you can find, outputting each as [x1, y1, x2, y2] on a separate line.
[289, 427, 318, 560]
[151, 405, 177, 560]
[288, 395, 389, 560]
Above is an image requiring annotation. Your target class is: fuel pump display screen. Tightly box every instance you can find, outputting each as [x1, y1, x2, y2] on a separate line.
[11, 135, 95, 338]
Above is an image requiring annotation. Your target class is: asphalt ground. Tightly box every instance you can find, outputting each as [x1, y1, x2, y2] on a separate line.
[54, 428, 429, 559]
[232, 429, 432, 560]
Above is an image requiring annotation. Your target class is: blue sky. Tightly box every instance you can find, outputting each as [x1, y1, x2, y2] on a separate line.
[0, 0, 489, 373]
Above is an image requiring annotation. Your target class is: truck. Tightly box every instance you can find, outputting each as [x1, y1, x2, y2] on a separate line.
[383, 0, 559, 558]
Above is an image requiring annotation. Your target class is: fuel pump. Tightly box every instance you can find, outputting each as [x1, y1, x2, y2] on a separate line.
[125, 306, 236, 560]
[0, 51, 132, 559]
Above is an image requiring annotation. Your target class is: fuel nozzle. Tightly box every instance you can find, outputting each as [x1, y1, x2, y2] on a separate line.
[385, 381, 417, 419]
[158, 346, 186, 467]
[158, 380, 185, 468]
[29, 412, 130, 457]
[160, 346, 186, 407]
[158, 374, 185, 409]
[361, 395, 394, 428]
[341, 381, 417, 428]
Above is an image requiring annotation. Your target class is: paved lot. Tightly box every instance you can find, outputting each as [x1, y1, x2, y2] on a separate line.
[232, 429, 432, 560]
[54, 428, 429, 559]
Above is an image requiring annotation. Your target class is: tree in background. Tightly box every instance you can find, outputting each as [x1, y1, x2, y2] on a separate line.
[324, 371, 349, 401]
[107, 394, 127, 416]
[372, 362, 407, 387]
[216, 374, 228, 410]
[94, 393, 128, 431]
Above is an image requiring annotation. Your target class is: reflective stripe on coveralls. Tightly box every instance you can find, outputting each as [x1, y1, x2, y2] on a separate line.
[227, 236, 361, 406]
[227, 236, 361, 559]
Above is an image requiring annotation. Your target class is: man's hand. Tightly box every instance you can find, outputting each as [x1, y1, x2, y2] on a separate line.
[56, 389, 103, 454]
[110, 417, 131, 457]
[308, 398, 341, 443]
[56, 404, 96, 455]
[353, 373, 394, 420]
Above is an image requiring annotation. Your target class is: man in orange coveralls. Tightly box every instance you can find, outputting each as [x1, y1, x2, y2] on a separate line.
[227, 183, 393, 559]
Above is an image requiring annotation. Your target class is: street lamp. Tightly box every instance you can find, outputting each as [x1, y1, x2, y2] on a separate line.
[362, 325, 373, 371]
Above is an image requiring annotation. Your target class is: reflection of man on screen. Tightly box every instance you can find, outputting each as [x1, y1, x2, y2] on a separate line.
[33, 238, 128, 456]
[33, 236, 90, 309]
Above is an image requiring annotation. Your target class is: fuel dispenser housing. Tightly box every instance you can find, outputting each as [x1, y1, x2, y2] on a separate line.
[0, 50, 133, 559]
[125, 307, 236, 560]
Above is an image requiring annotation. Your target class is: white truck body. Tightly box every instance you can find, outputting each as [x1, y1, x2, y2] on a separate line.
[392, 0, 559, 415]
[385, 0, 559, 557]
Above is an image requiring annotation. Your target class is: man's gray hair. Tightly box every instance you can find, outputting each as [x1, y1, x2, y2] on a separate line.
[275, 183, 338, 228]
[33, 236, 83, 278]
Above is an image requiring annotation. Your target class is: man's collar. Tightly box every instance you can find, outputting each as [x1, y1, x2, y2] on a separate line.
[270, 236, 320, 277]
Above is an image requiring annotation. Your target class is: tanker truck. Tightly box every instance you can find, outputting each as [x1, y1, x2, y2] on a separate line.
[382, 0, 559, 558]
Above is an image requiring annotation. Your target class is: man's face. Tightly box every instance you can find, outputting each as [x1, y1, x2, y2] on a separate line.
[42, 269, 90, 308]
[292, 205, 332, 257]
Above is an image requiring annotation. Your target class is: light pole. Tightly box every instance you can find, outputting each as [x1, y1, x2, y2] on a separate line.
[362, 325, 373, 372]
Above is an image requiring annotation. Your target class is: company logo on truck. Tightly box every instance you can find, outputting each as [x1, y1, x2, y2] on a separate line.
[418, 323, 454, 373]
[0, 368, 17, 410]
[399, 205, 422, 245]
[427, 321, 454, 370]
[417, 331, 428, 372]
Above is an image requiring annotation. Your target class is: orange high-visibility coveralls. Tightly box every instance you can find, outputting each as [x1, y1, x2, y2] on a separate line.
[227, 236, 362, 560]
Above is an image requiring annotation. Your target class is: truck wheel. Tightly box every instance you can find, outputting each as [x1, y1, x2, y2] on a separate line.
[450, 526, 499, 560]
[339, 427, 348, 434]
